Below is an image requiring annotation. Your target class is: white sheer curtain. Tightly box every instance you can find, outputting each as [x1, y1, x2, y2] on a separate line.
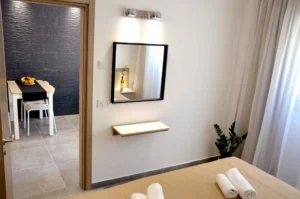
[252, 0, 300, 175]
[142, 46, 164, 99]
[278, 89, 300, 188]
[238, 0, 300, 189]
[228, 0, 288, 158]
[132, 46, 164, 99]
[132, 46, 146, 98]
[240, 0, 288, 162]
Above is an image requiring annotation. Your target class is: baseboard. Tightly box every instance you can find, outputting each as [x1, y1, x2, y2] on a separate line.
[92, 155, 219, 189]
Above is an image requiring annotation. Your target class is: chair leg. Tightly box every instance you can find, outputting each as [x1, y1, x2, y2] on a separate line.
[24, 110, 26, 129]
[24, 105, 26, 123]
[45, 110, 48, 118]
[27, 111, 30, 136]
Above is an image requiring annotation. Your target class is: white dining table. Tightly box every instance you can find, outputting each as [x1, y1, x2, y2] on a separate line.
[7, 80, 55, 140]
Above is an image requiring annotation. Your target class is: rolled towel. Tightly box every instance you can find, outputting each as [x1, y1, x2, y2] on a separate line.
[216, 174, 238, 198]
[225, 168, 257, 199]
[147, 183, 165, 199]
[131, 193, 147, 199]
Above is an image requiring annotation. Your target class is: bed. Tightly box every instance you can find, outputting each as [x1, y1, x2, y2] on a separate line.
[71, 157, 300, 199]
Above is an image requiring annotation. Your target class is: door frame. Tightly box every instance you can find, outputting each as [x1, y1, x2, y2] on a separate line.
[0, 2, 13, 198]
[11, 0, 95, 190]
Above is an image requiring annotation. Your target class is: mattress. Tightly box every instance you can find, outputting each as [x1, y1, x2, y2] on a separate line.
[71, 157, 300, 199]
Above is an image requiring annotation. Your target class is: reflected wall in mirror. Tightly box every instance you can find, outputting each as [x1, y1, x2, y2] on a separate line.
[111, 42, 168, 103]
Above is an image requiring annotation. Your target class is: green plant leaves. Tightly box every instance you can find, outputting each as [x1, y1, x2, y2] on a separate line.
[214, 122, 248, 158]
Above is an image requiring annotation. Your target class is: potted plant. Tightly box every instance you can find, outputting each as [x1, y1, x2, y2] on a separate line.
[214, 122, 248, 159]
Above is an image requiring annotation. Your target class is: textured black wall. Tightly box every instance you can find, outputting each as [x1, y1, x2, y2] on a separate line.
[1, 0, 80, 116]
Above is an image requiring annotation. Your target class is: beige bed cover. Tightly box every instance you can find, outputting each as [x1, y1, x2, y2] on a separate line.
[71, 157, 300, 199]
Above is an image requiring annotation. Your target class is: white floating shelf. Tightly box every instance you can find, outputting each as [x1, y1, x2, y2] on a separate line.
[112, 121, 169, 137]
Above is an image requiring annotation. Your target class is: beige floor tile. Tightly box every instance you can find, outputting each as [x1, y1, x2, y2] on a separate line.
[74, 125, 79, 131]
[11, 121, 41, 135]
[35, 116, 69, 124]
[20, 188, 69, 199]
[11, 116, 82, 199]
[36, 117, 75, 133]
[10, 135, 44, 152]
[42, 129, 79, 146]
[66, 184, 85, 196]
[38, 123, 75, 134]
[47, 143, 79, 164]
[56, 161, 79, 186]
[11, 146, 54, 170]
[54, 116, 72, 123]
[65, 115, 79, 127]
[13, 166, 66, 199]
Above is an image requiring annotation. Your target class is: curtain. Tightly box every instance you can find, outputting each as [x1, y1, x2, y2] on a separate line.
[227, 0, 288, 158]
[238, 0, 300, 189]
[239, 0, 288, 163]
[142, 46, 164, 99]
[132, 46, 164, 99]
[277, 87, 300, 188]
[252, 0, 300, 176]
[131, 46, 146, 98]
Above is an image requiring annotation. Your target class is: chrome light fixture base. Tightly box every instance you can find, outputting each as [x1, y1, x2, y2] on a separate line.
[123, 8, 162, 21]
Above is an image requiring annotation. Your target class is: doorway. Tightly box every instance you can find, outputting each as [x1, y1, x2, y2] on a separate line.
[0, 0, 94, 198]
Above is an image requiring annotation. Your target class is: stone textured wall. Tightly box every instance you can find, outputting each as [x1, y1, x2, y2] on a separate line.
[2, 0, 80, 116]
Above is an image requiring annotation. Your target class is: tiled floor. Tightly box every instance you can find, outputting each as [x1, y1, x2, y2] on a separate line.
[10, 114, 90, 199]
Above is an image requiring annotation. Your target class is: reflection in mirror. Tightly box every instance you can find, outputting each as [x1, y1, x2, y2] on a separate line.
[112, 42, 168, 103]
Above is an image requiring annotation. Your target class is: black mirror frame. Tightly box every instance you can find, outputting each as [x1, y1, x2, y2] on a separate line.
[111, 42, 168, 104]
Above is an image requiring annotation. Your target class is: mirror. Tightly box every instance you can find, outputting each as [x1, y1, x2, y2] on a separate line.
[111, 42, 168, 103]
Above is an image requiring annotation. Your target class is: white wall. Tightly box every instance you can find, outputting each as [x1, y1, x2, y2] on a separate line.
[115, 45, 138, 69]
[92, 0, 245, 183]
[115, 45, 138, 89]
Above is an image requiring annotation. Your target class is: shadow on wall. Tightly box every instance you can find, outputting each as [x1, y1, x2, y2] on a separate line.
[1, 0, 81, 116]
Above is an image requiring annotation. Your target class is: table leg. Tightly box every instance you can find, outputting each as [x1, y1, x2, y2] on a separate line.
[8, 90, 14, 121]
[48, 94, 54, 136]
[13, 95, 19, 140]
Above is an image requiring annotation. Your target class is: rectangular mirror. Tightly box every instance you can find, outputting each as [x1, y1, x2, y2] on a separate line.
[111, 42, 168, 103]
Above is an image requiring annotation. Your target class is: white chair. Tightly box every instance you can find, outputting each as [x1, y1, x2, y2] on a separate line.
[21, 81, 51, 122]
[21, 100, 48, 122]
[24, 84, 57, 136]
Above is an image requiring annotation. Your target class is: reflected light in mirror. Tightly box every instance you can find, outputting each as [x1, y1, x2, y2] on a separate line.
[118, 18, 140, 42]
[144, 20, 163, 43]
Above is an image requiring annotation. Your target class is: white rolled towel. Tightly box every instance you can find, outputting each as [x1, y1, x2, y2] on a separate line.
[131, 193, 147, 199]
[147, 183, 165, 199]
[216, 174, 238, 198]
[225, 168, 257, 199]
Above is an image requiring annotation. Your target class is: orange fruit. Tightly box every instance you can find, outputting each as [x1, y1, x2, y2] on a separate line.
[28, 79, 34, 85]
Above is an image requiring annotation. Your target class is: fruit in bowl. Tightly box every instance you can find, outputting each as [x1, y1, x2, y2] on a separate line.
[21, 76, 36, 85]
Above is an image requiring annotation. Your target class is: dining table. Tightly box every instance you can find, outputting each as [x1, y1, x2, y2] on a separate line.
[7, 80, 55, 140]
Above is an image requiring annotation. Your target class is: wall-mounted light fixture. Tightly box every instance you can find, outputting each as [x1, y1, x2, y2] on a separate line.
[124, 8, 137, 17]
[150, 11, 162, 20]
[123, 8, 162, 21]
